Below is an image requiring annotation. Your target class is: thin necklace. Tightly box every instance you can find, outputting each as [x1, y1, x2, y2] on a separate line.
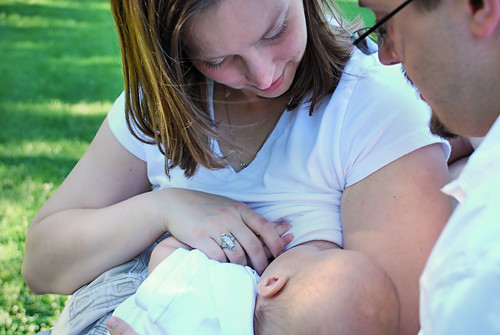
[222, 86, 285, 171]
[224, 93, 248, 170]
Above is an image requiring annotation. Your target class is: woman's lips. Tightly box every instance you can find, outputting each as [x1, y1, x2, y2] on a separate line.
[259, 71, 285, 93]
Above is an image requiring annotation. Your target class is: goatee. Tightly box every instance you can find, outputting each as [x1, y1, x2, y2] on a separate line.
[429, 112, 457, 139]
[401, 68, 458, 139]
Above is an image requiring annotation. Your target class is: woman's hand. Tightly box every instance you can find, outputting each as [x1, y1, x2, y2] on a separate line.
[158, 188, 293, 274]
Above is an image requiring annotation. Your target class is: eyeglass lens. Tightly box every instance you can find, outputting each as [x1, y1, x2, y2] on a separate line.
[352, 28, 380, 55]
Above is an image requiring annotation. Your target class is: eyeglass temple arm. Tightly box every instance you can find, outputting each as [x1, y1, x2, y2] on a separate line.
[354, 0, 414, 45]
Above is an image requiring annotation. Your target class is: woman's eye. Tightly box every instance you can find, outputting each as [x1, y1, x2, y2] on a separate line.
[265, 21, 288, 41]
[204, 58, 226, 70]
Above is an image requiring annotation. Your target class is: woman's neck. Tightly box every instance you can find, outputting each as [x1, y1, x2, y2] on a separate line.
[221, 84, 289, 112]
[214, 83, 289, 171]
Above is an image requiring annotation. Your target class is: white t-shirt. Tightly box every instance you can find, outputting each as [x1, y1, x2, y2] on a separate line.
[112, 249, 259, 335]
[108, 51, 449, 248]
[419, 116, 500, 335]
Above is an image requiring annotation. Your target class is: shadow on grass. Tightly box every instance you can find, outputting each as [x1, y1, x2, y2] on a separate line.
[0, 0, 123, 104]
[0, 1, 123, 333]
[0, 0, 110, 22]
[0, 103, 109, 143]
[1, 153, 79, 185]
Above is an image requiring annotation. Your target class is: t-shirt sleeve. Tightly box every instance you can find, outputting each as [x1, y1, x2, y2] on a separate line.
[107, 91, 148, 161]
[339, 62, 450, 188]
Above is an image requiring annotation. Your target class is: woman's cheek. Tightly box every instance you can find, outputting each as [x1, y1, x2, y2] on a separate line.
[193, 62, 241, 87]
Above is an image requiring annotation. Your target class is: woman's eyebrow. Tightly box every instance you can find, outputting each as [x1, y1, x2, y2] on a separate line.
[189, 1, 288, 61]
[260, 2, 287, 39]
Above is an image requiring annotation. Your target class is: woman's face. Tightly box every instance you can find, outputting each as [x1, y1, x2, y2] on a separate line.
[183, 0, 307, 99]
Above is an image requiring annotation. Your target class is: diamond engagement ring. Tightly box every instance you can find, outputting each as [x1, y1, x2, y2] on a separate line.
[220, 233, 236, 251]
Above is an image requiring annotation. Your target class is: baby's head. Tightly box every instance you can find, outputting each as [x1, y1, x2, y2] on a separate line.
[254, 242, 400, 335]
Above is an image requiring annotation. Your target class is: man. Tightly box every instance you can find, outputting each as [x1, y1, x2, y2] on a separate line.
[351, 0, 500, 334]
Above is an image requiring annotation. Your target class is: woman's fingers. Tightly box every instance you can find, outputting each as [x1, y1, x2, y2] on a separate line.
[202, 226, 269, 274]
[230, 210, 292, 273]
[193, 234, 248, 268]
[160, 189, 293, 272]
[274, 220, 293, 238]
[240, 209, 292, 258]
[195, 237, 229, 263]
[232, 229, 269, 274]
[219, 233, 249, 266]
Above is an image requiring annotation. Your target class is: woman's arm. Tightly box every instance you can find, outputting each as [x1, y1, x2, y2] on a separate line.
[23, 118, 289, 294]
[341, 143, 451, 335]
[22, 119, 159, 294]
[447, 136, 474, 165]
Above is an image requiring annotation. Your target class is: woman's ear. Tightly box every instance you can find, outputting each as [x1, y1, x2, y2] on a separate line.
[469, 0, 500, 37]
[257, 275, 289, 297]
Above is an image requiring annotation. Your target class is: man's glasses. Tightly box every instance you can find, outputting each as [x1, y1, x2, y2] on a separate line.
[351, 0, 414, 55]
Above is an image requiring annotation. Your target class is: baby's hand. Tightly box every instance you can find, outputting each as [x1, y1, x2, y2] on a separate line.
[107, 316, 139, 335]
[148, 237, 192, 274]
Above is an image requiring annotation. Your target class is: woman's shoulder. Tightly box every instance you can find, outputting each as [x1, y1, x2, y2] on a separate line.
[334, 51, 426, 120]
[106, 91, 149, 161]
[314, 51, 426, 125]
[341, 51, 410, 94]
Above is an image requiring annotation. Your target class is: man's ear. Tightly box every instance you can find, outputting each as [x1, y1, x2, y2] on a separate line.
[470, 0, 500, 37]
[257, 275, 289, 297]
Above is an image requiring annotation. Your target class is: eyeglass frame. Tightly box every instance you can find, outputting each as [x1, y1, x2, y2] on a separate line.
[351, 0, 414, 55]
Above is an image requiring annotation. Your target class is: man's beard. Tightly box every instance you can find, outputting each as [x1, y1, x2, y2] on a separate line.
[401, 69, 457, 139]
[429, 112, 457, 139]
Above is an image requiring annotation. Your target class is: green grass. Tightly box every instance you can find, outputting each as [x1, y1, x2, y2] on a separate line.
[0, 0, 122, 333]
[338, 0, 375, 24]
[0, 0, 369, 333]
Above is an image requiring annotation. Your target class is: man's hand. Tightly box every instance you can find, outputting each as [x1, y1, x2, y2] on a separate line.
[107, 316, 139, 335]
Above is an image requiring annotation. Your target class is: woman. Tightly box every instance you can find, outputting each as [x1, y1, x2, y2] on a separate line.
[23, 0, 451, 334]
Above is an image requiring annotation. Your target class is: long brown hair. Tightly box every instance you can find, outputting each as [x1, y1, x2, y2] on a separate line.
[110, 0, 357, 177]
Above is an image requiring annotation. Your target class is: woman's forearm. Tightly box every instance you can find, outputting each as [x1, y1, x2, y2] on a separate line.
[22, 191, 165, 295]
[22, 119, 160, 295]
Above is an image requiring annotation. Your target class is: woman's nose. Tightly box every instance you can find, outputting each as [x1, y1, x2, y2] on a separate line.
[243, 52, 275, 90]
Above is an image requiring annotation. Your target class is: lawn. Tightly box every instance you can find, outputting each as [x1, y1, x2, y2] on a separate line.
[0, 0, 371, 333]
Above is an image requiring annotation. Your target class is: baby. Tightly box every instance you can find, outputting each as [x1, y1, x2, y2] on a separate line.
[112, 237, 399, 335]
[254, 240, 400, 335]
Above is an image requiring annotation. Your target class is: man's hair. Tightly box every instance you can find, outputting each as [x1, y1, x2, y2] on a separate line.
[109, 0, 358, 177]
